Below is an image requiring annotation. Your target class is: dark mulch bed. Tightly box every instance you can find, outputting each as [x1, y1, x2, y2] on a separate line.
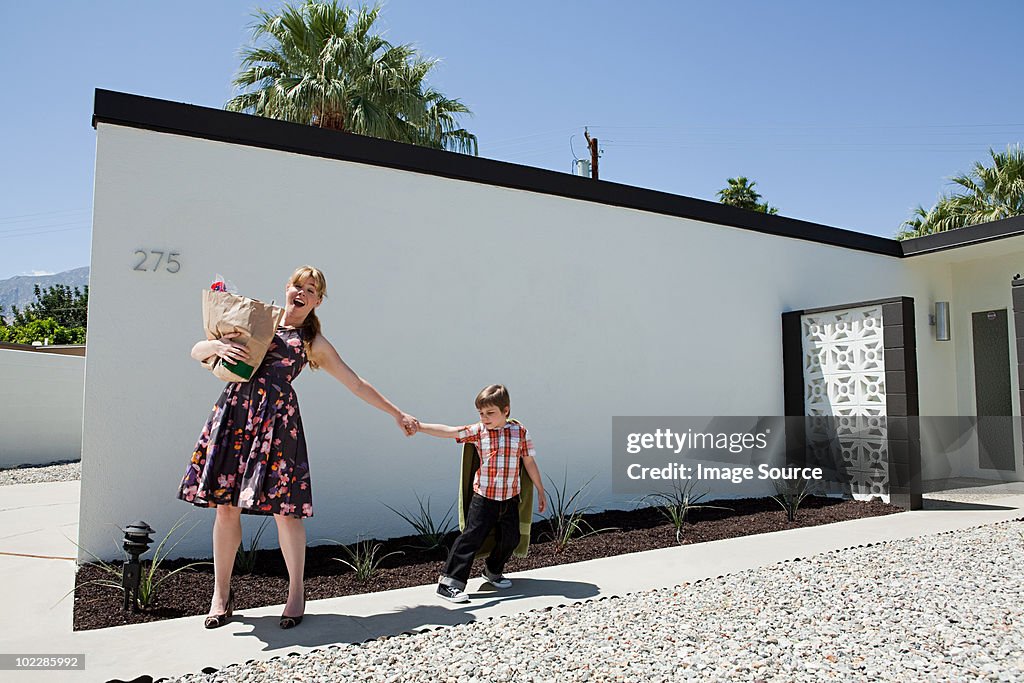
[73, 495, 900, 630]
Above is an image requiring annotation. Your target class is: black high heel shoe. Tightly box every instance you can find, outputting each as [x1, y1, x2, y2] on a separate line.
[204, 589, 235, 629]
[280, 597, 305, 629]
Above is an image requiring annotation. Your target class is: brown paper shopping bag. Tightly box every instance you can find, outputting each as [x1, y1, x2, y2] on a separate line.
[201, 290, 284, 382]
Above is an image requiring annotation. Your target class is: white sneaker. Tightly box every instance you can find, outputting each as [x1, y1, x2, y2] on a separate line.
[437, 583, 469, 603]
[481, 569, 512, 589]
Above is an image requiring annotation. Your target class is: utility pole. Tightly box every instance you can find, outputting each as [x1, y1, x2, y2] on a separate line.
[584, 128, 599, 179]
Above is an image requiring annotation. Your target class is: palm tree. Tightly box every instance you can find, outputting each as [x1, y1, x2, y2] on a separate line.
[226, 1, 478, 154]
[717, 176, 779, 214]
[896, 201, 958, 239]
[415, 90, 478, 155]
[898, 145, 1024, 239]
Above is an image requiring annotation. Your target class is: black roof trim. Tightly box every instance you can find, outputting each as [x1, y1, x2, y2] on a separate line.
[93, 90, 903, 256]
[92, 89, 1023, 260]
[793, 296, 908, 317]
[898, 214, 1024, 256]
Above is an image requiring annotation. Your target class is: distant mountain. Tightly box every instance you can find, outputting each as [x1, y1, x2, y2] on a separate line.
[0, 266, 90, 320]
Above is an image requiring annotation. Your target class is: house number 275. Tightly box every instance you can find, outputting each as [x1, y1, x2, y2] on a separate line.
[133, 249, 181, 273]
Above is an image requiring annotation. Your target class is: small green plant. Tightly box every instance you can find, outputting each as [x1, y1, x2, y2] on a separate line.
[66, 515, 210, 609]
[645, 480, 732, 543]
[383, 494, 456, 553]
[772, 474, 816, 521]
[135, 515, 210, 607]
[543, 471, 617, 552]
[64, 548, 124, 603]
[333, 539, 403, 582]
[234, 517, 271, 574]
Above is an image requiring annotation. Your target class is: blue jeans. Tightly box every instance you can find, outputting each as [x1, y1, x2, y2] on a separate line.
[441, 493, 520, 588]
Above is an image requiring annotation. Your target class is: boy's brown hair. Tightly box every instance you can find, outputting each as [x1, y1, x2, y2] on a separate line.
[475, 384, 510, 412]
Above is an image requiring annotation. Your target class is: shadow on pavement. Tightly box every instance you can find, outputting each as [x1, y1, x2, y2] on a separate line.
[229, 577, 600, 651]
[921, 498, 1019, 511]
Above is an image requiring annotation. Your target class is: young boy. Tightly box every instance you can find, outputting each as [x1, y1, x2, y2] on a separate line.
[417, 384, 546, 603]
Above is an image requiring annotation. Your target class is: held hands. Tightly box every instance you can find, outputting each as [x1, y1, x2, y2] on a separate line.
[397, 412, 420, 437]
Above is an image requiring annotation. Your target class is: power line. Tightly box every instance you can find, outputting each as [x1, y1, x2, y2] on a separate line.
[484, 127, 577, 148]
[0, 223, 91, 239]
[585, 122, 1024, 131]
[0, 226, 90, 241]
[0, 208, 90, 226]
[604, 141, 1017, 149]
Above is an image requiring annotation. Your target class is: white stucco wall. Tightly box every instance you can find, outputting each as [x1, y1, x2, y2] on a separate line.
[80, 123, 963, 560]
[0, 349, 84, 467]
[905, 241, 1024, 481]
[950, 251, 1023, 414]
[949, 251, 1023, 479]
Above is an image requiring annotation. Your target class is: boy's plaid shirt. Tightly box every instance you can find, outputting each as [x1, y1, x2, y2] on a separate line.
[456, 421, 536, 500]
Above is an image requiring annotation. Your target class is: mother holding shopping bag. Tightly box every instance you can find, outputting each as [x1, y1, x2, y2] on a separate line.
[178, 265, 419, 629]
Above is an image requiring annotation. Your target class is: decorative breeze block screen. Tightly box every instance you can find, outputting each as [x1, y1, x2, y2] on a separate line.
[801, 305, 888, 498]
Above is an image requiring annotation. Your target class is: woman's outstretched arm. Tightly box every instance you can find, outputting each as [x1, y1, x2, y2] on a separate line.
[309, 333, 418, 435]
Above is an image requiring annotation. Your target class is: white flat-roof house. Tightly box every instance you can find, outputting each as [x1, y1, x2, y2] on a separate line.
[79, 90, 1024, 559]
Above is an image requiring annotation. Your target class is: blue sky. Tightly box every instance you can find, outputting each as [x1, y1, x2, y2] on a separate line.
[2, 0, 1023, 280]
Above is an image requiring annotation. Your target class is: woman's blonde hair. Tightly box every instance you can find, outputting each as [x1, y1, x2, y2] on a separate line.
[288, 265, 327, 369]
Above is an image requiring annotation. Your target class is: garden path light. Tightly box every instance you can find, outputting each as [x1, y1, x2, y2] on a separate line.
[122, 521, 155, 611]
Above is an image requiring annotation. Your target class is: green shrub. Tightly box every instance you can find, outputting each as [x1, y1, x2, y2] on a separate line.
[383, 494, 455, 553]
[645, 480, 732, 543]
[543, 471, 616, 552]
[772, 474, 816, 521]
[333, 539, 403, 582]
[67, 515, 209, 609]
[234, 517, 271, 574]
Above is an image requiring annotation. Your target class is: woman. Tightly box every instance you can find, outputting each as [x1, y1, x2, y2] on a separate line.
[178, 265, 418, 629]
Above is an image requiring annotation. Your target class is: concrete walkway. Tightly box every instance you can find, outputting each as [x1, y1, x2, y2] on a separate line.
[2, 481, 1023, 682]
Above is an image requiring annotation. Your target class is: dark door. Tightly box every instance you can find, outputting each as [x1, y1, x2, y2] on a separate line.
[972, 309, 1015, 470]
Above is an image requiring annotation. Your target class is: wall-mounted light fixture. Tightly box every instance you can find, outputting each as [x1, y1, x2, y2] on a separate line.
[929, 301, 951, 341]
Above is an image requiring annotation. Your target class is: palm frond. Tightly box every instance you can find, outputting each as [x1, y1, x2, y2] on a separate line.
[897, 144, 1024, 239]
[225, 0, 475, 152]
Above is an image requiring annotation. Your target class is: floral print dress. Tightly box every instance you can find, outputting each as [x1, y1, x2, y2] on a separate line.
[178, 327, 313, 518]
